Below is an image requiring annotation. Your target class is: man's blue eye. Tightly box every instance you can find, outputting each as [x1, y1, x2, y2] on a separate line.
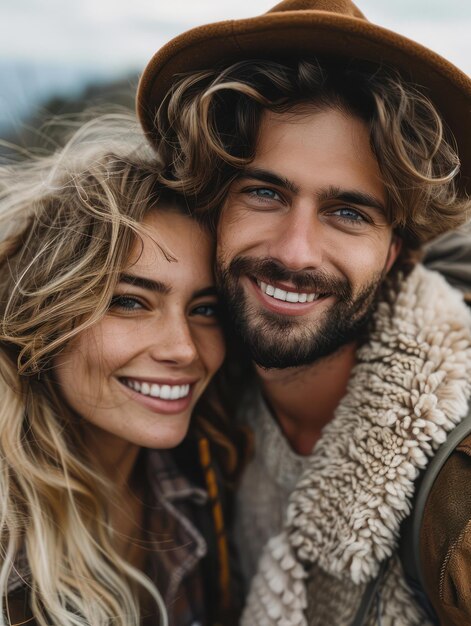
[249, 188, 281, 201]
[109, 295, 143, 311]
[334, 208, 366, 222]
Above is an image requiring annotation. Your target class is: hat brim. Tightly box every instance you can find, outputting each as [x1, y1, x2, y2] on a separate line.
[137, 11, 471, 194]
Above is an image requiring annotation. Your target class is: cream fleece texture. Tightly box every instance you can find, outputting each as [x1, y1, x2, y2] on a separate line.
[242, 265, 471, 626]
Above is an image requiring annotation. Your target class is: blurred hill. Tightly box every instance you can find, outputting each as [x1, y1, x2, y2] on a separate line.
[0, 73, 138, 160]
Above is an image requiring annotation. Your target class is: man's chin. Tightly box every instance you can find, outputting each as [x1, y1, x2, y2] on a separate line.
[235, 303, 374, 369]
[238, 327, 329, 369]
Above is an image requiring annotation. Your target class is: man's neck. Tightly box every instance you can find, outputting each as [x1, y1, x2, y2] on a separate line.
[255, 342, 357, 456]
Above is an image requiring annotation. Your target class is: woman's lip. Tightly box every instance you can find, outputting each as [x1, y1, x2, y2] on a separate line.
[117, 379, 195, 415]
[247, 277, 330, 317]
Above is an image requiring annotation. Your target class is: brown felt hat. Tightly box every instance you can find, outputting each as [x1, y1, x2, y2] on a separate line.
[137, 0, 471, 194]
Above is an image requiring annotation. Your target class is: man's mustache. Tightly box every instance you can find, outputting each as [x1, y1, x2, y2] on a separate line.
[225, 256, 352, 300]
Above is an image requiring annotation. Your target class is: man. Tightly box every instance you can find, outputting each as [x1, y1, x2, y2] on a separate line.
[137, 1, 471, 624]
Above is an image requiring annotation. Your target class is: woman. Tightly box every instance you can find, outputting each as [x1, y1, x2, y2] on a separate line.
[0, 115, 238, 626]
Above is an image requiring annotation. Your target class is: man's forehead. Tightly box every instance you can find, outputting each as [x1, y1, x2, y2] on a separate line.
[236, 108, 384, 192]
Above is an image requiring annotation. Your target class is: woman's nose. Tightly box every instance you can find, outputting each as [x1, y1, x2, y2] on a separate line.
[149, 317, 198, 366]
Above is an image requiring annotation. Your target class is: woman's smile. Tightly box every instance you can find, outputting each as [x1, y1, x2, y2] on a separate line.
[117, 378, 194, 415]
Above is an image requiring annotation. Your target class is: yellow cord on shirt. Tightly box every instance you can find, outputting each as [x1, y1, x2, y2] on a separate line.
[198, 435, 231, 613]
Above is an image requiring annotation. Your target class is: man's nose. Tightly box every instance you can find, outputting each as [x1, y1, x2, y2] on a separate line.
[149, 316, 198, 366]
[267, 205, 323, 271]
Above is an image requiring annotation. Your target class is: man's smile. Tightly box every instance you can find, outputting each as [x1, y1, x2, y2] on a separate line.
[247, 275, 331, 317]
[255, 277, 326, 303]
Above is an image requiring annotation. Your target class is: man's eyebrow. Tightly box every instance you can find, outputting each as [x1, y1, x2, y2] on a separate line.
[319, 185, 386, 213]
[238, 167, 300, 194]
[119, 273, 171, 294]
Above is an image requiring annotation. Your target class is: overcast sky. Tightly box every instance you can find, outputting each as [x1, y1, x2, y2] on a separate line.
[1, 0, 470, 74]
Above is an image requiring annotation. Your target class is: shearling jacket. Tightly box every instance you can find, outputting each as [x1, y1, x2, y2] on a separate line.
[241, 265, 471, 626]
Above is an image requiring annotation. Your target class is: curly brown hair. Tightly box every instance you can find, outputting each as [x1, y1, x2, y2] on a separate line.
[154, 58, 470, 260]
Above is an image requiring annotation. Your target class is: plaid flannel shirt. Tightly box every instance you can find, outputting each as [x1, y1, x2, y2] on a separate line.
[7, 445, 218, 626]
[144, 447, 211, 626]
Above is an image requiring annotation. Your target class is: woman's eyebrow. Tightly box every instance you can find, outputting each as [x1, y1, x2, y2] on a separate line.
[119, 273, 171, 294]
[193, 286, 218, 298]
[119, 276, 217, 299]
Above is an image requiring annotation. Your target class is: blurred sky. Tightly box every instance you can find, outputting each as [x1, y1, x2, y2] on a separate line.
[1, 0, 470, 131]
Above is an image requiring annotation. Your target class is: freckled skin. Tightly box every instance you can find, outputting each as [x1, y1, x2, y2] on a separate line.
[54, 211, 225, 464]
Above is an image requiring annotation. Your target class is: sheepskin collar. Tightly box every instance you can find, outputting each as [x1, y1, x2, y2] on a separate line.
[286, 264, 471, 583]
[242, 265, 471, 626]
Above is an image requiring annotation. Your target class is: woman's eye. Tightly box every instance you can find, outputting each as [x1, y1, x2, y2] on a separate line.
[191, 303, 219, 319]
[109, 295, 144, 312]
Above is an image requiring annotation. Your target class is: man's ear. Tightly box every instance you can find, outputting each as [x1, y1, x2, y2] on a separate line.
[385, 234, 402, 274]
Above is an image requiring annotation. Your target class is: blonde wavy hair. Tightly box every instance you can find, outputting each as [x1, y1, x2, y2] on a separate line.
[155, 58, 470, 258]
[0, 113, 181, 626]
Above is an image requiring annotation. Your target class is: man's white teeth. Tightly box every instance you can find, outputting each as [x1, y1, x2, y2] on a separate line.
[258, 280, 319, 303]
[124, 380, 190, 400]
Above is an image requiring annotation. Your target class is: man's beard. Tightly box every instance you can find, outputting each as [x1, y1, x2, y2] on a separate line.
[216, 256, 384, 369]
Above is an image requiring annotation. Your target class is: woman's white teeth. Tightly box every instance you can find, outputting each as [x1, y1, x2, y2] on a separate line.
[125, 380, 190, 400]
[258, 280, 319, 303]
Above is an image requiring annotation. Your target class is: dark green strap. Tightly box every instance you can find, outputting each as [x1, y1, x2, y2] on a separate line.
[349, 559, 389, 626]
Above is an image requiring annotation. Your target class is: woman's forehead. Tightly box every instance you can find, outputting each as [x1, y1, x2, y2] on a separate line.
[125, 211, 215, 288]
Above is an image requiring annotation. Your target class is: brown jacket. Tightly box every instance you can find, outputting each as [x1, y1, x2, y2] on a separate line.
[421, 225, 471, 625]
[422, 433, 471, 626]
